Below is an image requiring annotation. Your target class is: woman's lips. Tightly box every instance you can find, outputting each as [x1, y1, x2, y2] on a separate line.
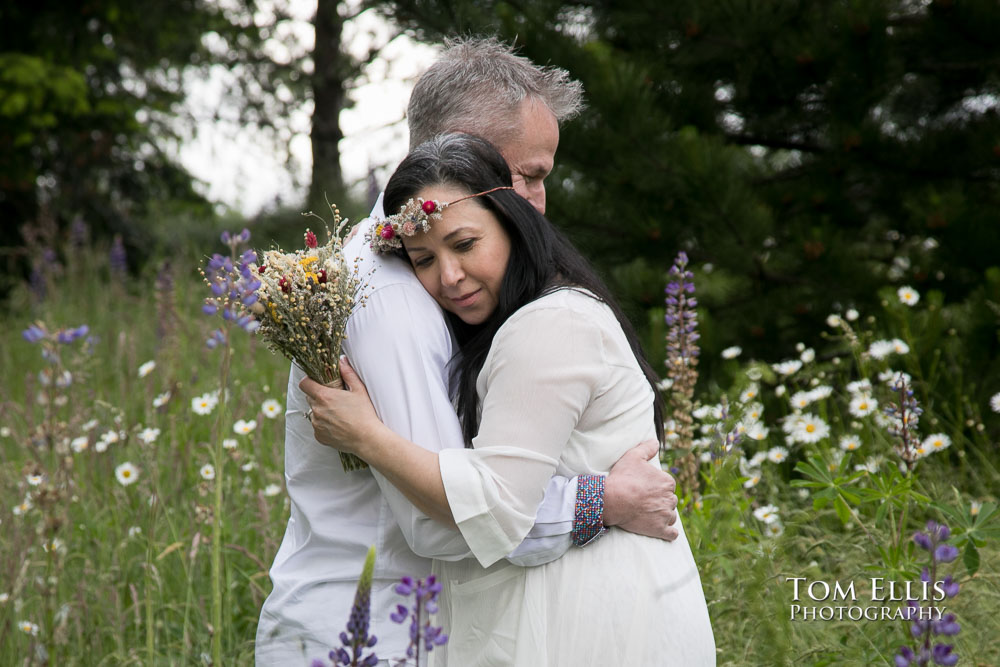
[450, 289, 481, 308]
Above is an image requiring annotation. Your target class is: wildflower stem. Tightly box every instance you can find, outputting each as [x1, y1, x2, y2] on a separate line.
[210, 327, 232, 666]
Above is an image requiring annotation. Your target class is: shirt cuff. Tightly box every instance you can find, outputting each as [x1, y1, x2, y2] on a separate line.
[572, 474, 608, 547]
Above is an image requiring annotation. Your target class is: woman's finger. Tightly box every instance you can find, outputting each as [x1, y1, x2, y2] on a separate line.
[339, 356, 359, 390]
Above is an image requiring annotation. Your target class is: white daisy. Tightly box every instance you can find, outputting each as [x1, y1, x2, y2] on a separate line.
[233, 419, 257, 435]
[767, 446, 789, 463]
[971, 501, 982, 517]
[26, 474, 43, 486]
[921, 433, 951, 454]
[749, 451, 768, 468]
[128, 526, 142, 538]
[70, 436, 89, 453]
[772, 360, 803, 376]
[12, 497, 32, 516]
[846, 379, 872, 394]
[868, 340, 895, 360]
[100, 430, 120, 445]
[742, 471, 762, 489]
[793, 414, 830, 443]
[222, 438, 238, 450]
[839, 434, 863, 451]
[721, 346, 742, 359]
[115, 462, 139, 486]
[263, 483, 282, 497]
[848, 393, 878, 418]
[827, 449, 845, 471]
[891, 339, 910, 355]
[261, 399, 282, 418]
[82, 418, 99, 431]
[692, 405, 712, 420]
[138, 360, 156, 378]
[753, 504, 780, 524]
[0, 592, 9, 603]
[699, 451, 713, 464]
[746, 367, 763, 381]
[745, 422, 769, 441]
[789, 391, 813, 410]
[18, 620, 39, 636]
[199, 464, 216, 481]
[764, 521, 785, 538]
[241, 460, 258, 472]
[774, 385, 787, 397]
[138, 427, 160, 445]
[808, 385, 833, 401]
[880, 370, 913, 387]
[826, 314, 842, 327]
[656, 378, 674, 392]
[744, 402, 764, 422]
[739, 384, 760, 403]
[800, 348, 816, 363]
[897, 285, 920, 306]
[152, 391, 171, 408]
[191, 393, 218, 416]
[845, 308, 859, 321]
[664, 420, 679, 442]
[990, 392, 1000, 414]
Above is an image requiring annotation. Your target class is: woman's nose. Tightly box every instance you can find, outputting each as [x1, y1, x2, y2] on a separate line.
[439, 255, 464, 286]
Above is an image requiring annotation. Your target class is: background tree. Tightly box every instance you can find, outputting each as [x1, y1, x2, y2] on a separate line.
[0, 0, 313, 287]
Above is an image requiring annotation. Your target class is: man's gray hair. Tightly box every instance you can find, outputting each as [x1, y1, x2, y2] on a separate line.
[407, 37, 585, 149]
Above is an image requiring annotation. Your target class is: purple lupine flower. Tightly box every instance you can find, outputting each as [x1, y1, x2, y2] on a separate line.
[22, 325, 47, 343]
[57, 325, 89, 344]
[899, 519, 961, 666]
[931, 644, 957, 666]
[110, 234, 127, 276]
[332, 546, 378, 667]
[391, 574, 449, 662]
[202, 230, 259, 337]
[883, 376, 924, 472]
[70, 216, 89, 248]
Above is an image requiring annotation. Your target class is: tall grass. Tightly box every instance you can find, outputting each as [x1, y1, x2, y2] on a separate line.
[2, 239, 998, 665]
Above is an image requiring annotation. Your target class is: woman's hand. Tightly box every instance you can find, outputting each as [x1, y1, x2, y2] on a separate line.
[300, 357, 384, 455]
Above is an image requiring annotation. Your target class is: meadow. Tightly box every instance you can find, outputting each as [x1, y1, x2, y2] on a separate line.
[2, 231, 998, 666]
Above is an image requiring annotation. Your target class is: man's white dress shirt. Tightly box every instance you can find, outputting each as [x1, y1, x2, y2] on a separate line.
[255, 198, 578, 666]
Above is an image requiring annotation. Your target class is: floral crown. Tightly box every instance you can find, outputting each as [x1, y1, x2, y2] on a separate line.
[365, 186, 514, 254]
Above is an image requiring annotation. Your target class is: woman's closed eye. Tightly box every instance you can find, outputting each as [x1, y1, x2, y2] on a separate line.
[454, 238, 478, 252]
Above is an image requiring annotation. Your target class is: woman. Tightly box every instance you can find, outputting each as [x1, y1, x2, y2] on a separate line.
[304, 133, 715, 665]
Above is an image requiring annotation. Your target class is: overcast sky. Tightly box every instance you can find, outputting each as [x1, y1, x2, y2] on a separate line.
[176, 2, 438, 215]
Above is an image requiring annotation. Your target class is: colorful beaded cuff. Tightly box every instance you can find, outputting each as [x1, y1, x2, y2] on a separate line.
[572, 474, 608, 546]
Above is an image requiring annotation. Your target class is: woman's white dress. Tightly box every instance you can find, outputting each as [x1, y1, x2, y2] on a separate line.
[433, 288, 716, 666]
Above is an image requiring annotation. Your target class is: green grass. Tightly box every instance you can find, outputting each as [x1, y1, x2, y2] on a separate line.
[2, 243, 998, 665]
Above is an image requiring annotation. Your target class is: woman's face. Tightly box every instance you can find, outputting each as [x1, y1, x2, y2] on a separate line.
[402, 183, 512, 325]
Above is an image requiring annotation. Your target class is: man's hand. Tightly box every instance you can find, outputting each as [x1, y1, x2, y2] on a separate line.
[602, 440, 679, 541]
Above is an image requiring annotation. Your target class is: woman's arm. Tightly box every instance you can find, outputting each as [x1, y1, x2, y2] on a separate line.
[300, 361, 456, 527]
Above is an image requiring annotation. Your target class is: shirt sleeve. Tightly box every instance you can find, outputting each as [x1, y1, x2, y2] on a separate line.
[344, 278, 576, 564]
[438, 301, 606, 567]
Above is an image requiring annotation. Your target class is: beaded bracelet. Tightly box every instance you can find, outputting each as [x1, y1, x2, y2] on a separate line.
[572, 474, 608, 546]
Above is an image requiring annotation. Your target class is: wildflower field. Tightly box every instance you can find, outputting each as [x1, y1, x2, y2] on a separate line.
[2, 232, 999, 666]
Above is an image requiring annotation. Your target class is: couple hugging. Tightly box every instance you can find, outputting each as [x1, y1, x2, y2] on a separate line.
[256, 37, 715, 666]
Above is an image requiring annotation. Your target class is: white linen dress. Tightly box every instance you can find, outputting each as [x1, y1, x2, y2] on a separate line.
[433, 288, 716, 666]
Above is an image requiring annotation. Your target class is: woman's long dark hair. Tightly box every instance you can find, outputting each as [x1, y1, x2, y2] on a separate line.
[384, 133, 664, 446]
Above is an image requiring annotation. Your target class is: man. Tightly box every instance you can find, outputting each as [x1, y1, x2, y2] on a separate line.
[256, 38, 678, 666]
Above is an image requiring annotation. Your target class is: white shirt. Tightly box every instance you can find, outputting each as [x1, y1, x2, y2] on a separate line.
[255, 198, 578, 665]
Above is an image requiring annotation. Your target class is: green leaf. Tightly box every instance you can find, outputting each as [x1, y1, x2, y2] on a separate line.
[834, 496, 851, 524]
[964, 541, 980, 577]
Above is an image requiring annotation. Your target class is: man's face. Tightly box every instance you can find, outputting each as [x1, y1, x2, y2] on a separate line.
[499, 99, 559, 215]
